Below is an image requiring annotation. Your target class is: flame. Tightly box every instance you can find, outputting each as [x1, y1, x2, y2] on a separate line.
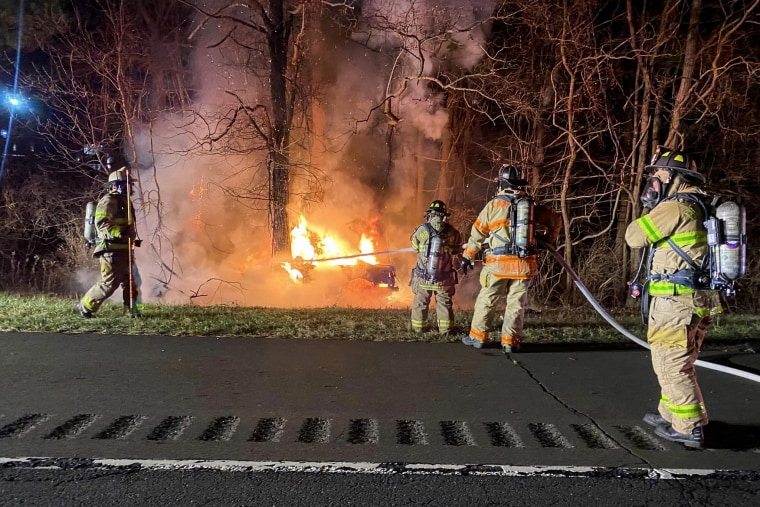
[281, 214, 378, 281]
[189, 175, 206, 227]
[290, 216, 316, 261]
[281, 261, 305, 283]
[358, 234, 377, 265]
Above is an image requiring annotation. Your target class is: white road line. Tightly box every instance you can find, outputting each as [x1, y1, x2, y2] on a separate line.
[0, 456, 730, 479]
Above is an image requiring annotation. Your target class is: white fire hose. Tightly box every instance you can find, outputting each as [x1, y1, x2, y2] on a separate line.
[304, 247, 415, 263]
[538, 240, 760, 384]
[305, 241, 759, 383]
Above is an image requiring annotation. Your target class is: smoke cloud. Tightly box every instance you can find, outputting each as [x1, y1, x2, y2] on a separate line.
[84, 0, 497, 310]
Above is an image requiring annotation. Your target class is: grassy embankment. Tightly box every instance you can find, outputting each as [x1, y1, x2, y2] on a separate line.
[0, 293, 758, 352]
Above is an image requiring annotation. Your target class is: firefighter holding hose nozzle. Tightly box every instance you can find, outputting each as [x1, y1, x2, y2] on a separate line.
[77, 167, 143, 319]
[460, 164, 561, 353]
[409, 200, 463, 335]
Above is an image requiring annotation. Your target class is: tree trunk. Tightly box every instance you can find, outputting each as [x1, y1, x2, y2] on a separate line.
[268, 0, 290, 255]
[307, 0, 326, 175]
[666, 0, 702, 147]
[416, 131, 425, 213]
[437, 120, 452, 202]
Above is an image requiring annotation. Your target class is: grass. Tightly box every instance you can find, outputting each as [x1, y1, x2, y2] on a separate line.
[0, 293, 758, 352]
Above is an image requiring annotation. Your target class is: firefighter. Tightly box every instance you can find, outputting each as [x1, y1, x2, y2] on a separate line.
[625, 146, 721, 450]
[410, 200, 463, 334]
[77, 167, 144, 318]
[460, 164, 561, 353]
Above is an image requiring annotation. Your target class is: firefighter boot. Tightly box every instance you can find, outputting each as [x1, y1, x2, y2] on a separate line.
[501, 336, 521, 354]
[76, 303, 92, 319]
[461, 335, 483, 349]
[654, 425, 705, 450]
[643, 412, 669, 427]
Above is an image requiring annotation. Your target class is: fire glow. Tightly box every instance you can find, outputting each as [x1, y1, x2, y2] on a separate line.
[282, 215, 378, 282]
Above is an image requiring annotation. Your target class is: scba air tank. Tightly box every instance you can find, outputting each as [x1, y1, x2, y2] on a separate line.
[84, 201, 97, 245]
[514, 198, 534, 253]
[716, 201, 746, 281]
[425, 234, 444, 279]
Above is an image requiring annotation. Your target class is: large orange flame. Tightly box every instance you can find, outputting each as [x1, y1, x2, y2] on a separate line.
[281, 215, 378, 282]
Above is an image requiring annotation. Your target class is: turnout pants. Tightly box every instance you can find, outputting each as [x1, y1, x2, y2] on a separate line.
[81, 251, 141, 314]
[468, 267, 528, 345]
[647, 293, 717, 434]
[410, 277, 455, 334]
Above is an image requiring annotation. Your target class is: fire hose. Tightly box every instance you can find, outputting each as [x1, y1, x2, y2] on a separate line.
[304, 247, 415, 263]
[302, 241, 760, 383]
[538, 239, 760, 384]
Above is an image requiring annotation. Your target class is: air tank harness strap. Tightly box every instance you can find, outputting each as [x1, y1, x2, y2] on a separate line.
[487, 231, 516, 256]
[489, 246, 516, 256]
[648, 269, 708, 291]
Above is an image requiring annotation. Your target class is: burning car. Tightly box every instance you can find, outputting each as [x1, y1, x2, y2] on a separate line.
[280, 215, 407, 307]
[360, 264, 399, 291]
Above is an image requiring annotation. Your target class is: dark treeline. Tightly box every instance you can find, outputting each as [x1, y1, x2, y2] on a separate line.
[0, 0, 758, 310]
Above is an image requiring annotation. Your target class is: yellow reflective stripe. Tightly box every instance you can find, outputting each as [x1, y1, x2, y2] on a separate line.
[661, 394, 704, 419]
[666, 402, 704, 419]
[438, 320, 451, 327]
[95, 215, 128, 225]
[655, 230, 707, 248]
[647, 282, 695, 295]
[81, 295, 94, 309]
[419, 282, 446, 290]
[638, 215, 663, 243]
[695, 305, 723, 317]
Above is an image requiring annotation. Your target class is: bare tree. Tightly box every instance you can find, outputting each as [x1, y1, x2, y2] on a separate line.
[25, 1, 190, 179]
[180, 0, 321, 255]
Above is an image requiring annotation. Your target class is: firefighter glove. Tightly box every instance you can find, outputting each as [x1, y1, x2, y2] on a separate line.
[461, 258, 473, 275]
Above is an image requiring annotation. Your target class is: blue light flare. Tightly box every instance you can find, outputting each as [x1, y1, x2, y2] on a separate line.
[0, 0, 26, 184]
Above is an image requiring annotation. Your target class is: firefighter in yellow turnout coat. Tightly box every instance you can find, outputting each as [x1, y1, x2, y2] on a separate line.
[625, 147, 721, 450]
[461, 165, 561, 353]
[410, 200, 462, 334]
[77, 168, 143, 318]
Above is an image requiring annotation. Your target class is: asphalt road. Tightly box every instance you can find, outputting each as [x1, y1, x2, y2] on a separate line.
[1, 331, 759, 505]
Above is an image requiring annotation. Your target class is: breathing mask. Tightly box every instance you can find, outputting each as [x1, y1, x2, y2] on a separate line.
[640, 170, 671, 209]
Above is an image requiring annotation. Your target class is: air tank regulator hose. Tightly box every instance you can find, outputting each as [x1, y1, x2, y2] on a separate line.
[538, 240, 760, 384]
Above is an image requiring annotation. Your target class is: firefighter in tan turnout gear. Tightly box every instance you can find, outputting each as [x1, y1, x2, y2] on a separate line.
[410, 200, 463, 334]
[461, 164, 561, 353]
[625, 147, 723, 450]
[77, 167, 143, 318]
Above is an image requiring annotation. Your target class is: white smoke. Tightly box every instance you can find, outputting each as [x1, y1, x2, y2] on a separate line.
[87, 0, 497, 309]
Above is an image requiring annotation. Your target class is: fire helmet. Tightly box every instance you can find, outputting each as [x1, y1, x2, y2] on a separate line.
[107, 167, 132, 195]
[426, 200, 450, 217]
[640, 146, 704, 209]
[497, 164, 528, 191]
[645, 146, 704, 185]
